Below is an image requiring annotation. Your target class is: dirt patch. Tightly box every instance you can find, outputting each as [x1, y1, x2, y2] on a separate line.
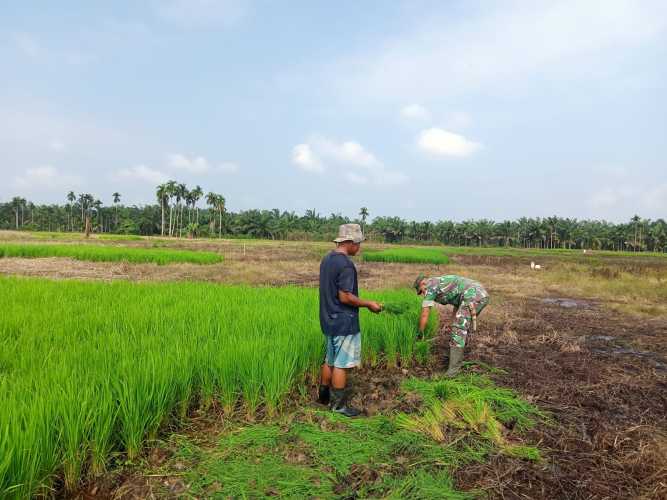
[458, 297, 667, 499]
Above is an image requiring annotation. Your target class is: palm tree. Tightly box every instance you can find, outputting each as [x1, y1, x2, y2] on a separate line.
[67, 191, 76, 231]
[191, 185, 203, 224]
[10, 197, 24, 229]
[156, 184, 168, 236]
[359, 207, 369, 232]
[216, 195, 226, 238]
[112, 192, 121, 231]
[631, 214, 641, 251]
[93, 199, 103, 232]
[165, 180, 177, 236]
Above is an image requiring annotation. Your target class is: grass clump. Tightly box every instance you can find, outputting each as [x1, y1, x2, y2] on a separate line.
[0, 242, 222, 265]
[363, 247, 450, 264]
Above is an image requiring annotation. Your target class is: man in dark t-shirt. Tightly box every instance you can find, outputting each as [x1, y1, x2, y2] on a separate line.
[318, 224, 382, 417]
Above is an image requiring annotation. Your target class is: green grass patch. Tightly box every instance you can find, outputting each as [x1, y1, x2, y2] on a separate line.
[96, 234, 144, 241]
[442, 245, 667, 260]
[0, 242, 222, 265]
[0, 277, 435, 498]
[363, 247, 450, 264]
[148, 375, 541, 498]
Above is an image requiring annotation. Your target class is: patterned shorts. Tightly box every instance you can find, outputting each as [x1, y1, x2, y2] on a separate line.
[325, 332, 361, 368]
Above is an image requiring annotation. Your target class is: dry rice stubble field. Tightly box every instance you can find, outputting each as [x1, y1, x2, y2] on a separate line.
[1, 233, 666, 498]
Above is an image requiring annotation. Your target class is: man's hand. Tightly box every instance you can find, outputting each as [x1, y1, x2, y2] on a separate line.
[367, 301, 382, 314]
[338, 291, 382, 313]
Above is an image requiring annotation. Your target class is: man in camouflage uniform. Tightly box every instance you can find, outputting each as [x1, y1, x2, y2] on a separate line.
[414, 274, 490, 377]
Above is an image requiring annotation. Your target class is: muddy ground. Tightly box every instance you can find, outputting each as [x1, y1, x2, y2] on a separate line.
[1, 235, 666, 498]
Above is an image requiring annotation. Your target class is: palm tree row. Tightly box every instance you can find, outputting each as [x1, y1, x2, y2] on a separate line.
[1, 189, 666, 252]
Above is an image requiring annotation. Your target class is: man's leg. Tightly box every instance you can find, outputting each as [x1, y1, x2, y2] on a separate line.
[318, 337, 335, 404]
[329, 333, 361, 417]
[446, 306, 470, 377]
[331, 366, 347, 389]
[320, 363, 333, 386]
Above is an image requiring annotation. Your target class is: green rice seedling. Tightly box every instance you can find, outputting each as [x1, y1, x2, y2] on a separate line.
[396, 376, 543, 465]
[403, 374, 545, 430]
[58, 379, 96, 491]
[395, 401, 449, 442]
[0, 242, 222, 265]
[0, 277, 436, 497]
[381, 301, 411, 315]
[414, 340, 431, 365]
[97, 234, 144, 241]
[88, 383, 118, 476]
[363, 247, 450, 264]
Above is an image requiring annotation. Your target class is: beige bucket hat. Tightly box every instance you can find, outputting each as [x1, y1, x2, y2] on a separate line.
[334, 223, 365, 244]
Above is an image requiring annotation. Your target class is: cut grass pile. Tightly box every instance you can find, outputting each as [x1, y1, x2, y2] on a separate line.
[363, 247, 450, 264]
[0, 277, 435, 498]
[0, 242, 222, 265]
[142, 375, 542, 498]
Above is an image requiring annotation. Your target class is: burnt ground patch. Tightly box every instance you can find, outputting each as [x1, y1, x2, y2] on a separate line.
[459, 298, 667, 499]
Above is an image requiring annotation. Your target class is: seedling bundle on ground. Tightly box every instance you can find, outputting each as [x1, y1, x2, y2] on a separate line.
[0, 242, 222, 265]
[363, 247, 450, 264]
[0, 277, 436, 498]
[149, 375, 542, 498]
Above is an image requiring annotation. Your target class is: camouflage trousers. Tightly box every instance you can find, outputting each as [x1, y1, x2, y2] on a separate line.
[450, 287, 490, 349]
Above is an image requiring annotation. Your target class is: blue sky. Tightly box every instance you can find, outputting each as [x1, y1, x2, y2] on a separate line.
[1, 0, 666, 222]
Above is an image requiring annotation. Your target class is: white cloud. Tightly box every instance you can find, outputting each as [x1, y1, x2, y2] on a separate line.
[154, 0, 247, 28]
[400, 104, 430, 121]
[167, 153, 238, 174]
[291, 143, 324, 173]
[293, 135, 408, 187]
[116, 164, 169, 184]
[417, 128, 481, 157]
[12, 165, 81, 190]
[168, 153, 210, 173]
[330, 0, 667, 101]
[316, 138, 381, 168]
[49, 140, 67, 152]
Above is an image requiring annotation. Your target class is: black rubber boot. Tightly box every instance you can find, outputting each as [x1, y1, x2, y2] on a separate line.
[317, 385, 330, 405]
[445, 346, 464, 377]
[329, 388, 361, 417]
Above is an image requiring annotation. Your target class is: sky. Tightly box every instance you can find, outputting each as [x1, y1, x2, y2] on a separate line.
[1, 0, 666, 222]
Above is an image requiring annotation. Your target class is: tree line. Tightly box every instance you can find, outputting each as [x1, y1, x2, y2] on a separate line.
[2, 181, 666, 252]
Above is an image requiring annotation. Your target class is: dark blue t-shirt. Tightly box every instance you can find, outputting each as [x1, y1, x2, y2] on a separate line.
[319, 251, 360, 336]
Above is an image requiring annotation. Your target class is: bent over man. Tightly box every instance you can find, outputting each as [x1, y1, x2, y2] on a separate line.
[318, 224, 382, 417]
[414, 274, 490, 377]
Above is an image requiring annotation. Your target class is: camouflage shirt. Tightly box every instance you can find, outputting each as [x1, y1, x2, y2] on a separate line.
[421, 275, 487, 308]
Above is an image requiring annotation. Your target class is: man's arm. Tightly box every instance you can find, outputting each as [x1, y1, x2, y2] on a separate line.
[338, 290, 382, 313]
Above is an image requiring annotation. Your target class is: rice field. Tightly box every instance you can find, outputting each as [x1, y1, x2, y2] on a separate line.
[363, 247, 450, 264]
[0, 277, 436, 498]
[0, 242, 222, 265]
